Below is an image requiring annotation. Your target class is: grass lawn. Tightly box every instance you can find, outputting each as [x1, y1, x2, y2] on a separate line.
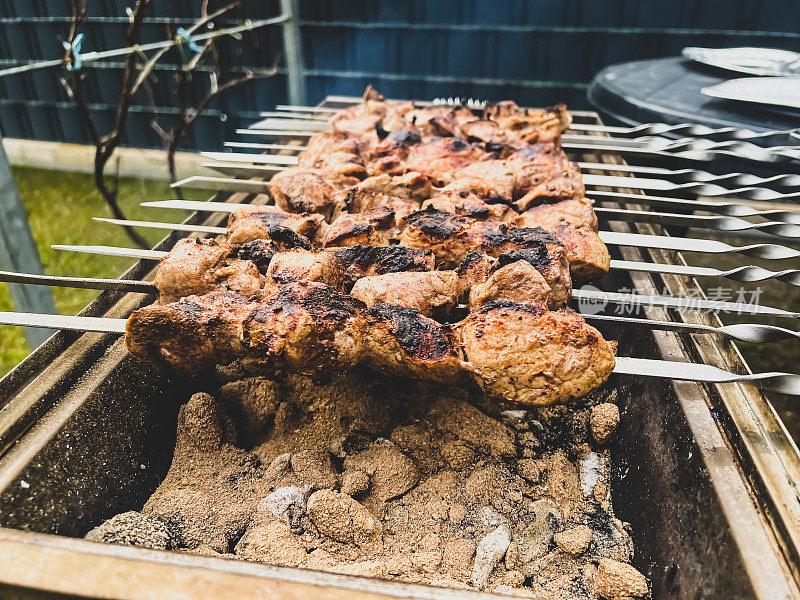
[0, 166, 208, 377]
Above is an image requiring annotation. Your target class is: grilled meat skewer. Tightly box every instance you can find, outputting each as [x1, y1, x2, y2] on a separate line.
[327, 86, 570, 147]
[154, 237, 437, 304]
[126, 282, 615, 407]
[154, 233, 570, 314]
[226, 195, 606, 284]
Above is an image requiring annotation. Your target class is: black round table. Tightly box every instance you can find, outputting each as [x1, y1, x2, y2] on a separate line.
[588, 56, 800, 132]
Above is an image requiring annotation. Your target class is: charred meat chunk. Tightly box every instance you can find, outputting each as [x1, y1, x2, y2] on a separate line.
[226, 205, 326, 245]
[127, 284, 366, 377]
[154, 238, 264, 304]
[361, 303, 467, 385]
[332, 245, 435, 286]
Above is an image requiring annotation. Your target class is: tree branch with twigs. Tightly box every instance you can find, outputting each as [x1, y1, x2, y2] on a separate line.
[60, 0, 277, 245]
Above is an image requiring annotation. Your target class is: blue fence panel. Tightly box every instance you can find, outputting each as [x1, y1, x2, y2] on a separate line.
[0, 0, 798, 150]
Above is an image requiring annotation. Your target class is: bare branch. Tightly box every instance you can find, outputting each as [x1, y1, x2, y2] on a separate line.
[131, 2, 236, 94]
[61, 0, 277, 238]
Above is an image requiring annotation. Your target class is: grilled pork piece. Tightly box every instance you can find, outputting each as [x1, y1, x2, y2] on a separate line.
[494, 249, 572, 308]
[512, 198, 609, 282]
[330, 86, 415, 137]
[399, 209, 572, 305]
[422, 190, 513, 221]
[404, 138, 496, 185]
[331, 245, 436, 285]
[300, 130, 368, 167]
[351, 270, 461, 317]
[226, 205, 327, 245]
[507, 144, 585, 210]
[549, 224, 610, 283]
[483, 101, 572, 144]
[468, 260, 552, 311]
[513, 197, 598, 232]
[365, 128, 424, 176]
[361, 303, 468, 385]
[340, 172, 430, 214]
[455, 251, 494, 296]
[266, 248, 348, 291]
[405, 104, 569, 148]
[324, 205, 396, 247]
[403, 105, 476, 138]
[270, 168, 356, 221]
[457, 302, 616, 406]
[155, 239, 437, 303]
[330, 87, 571, 147]
[399, 207, 567, 263]
[155, 238, 273, 303]
[127, 284, 365, 376]
[446, 159, 516, 200]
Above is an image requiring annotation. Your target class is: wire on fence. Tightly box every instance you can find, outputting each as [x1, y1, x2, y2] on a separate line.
[0, 14, 289, 79]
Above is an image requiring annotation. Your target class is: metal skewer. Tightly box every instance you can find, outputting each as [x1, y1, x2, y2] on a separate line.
[241, 117, 800, 164]
[580, 313, 800, 343]
[212, 141, 800, 200]
[270, 102, 800, 149]
[2, 310, 798, 395]
[224, 136, 800, 192]
[589, 190, 800, 224]
[568, 123, 800, 147]
[39, 250, 800, 319]
[133, 205, 800, 261]
[561, 134, 800, 162]
[176, 169, 800, 225]
[61, 225, 800, 288]
[235, 121, 800, 163]
[236, 128, 316, 138]
[0, 270, 794, 344]
[577, 162, 800, 189]
[225, 141, 308, 152]
[275, 104, 340, 113]
[583, 174, 800, 201]
[612, 357, 800, 396]
[95, 218, 229, 236]
[200, 151, 298, 165]
[151, 163, 800, 235]
[270, 104, 799, 145]
[572, 288, 798, 319]
[0, 312, 128, 334]
[563, 140, 800, 165]
[200, 150, 800, 205]
[0, 271, 156, 293]
[594, 207, 800, 239]
[51, 245, 167, 260]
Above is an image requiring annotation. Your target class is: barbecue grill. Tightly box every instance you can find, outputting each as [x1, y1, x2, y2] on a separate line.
[0, 96, 799, 599]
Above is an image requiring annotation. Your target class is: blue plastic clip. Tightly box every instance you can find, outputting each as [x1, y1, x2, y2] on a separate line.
[62, 33, 84, 71]
[176, 28, 203, 53]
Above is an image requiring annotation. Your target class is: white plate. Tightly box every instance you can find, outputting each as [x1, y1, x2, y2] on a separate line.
[683, 46, 800, 77]
[701, 76, 800, 110]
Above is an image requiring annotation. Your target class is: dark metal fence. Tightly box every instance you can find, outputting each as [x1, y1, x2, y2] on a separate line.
[0, 0, 798, 151]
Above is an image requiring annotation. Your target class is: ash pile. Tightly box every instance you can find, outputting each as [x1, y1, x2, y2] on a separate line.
[87, 368, 648, 599]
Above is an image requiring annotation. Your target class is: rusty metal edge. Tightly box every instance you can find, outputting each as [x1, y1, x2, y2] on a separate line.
[0, 528, 499, 600]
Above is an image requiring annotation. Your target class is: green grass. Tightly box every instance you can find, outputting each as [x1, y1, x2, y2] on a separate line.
[0, 166, 208, 377]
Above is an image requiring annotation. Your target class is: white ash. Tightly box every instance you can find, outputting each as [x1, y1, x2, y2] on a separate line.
[579, 451, 606, 496]
[260, 485, 311, 534]
[471, 524, 511, 589]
